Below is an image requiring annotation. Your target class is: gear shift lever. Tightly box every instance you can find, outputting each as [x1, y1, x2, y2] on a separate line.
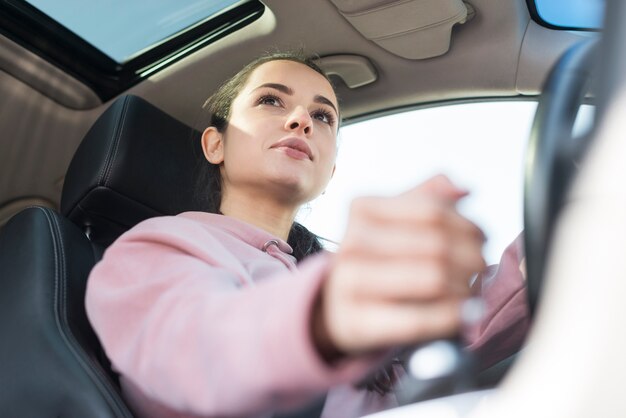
[395, 338, 476, 404]
[395, 298, 482, 404]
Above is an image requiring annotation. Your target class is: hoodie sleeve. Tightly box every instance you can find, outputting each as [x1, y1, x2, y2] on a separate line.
[85, 217, 378, 417]
[463, 233, 531, 370]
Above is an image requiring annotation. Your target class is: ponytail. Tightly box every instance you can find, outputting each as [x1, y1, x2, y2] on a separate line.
[287, 222, 324, 261]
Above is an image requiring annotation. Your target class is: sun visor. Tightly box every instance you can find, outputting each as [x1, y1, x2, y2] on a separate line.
[329, 0, 474, 59]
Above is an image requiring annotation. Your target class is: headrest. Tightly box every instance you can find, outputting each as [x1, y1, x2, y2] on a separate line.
[61, 95, 208, 247]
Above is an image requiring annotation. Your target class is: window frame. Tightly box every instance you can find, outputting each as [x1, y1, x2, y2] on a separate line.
[342, 96, 539, 126]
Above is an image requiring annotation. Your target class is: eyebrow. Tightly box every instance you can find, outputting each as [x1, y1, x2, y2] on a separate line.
[252, 82, 338, 116]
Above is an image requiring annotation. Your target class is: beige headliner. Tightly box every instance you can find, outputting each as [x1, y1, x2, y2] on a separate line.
[0, 0, 597, 224]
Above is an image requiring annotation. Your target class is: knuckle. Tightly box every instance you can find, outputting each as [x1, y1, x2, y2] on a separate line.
[392, 303, 465, 345]
[439, 311, 462, 335]
[429, 304, 461, 335]
[473, 254, 487, 273]
[424, 265, 448, 297]
[407, 314, 451, 341]
[429, 232, 451, 261]
[424, 203, 448, 226]
[462, 250, 486, 275]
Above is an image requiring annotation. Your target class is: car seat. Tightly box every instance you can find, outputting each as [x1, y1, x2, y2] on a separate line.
[0, 95, 206, 417]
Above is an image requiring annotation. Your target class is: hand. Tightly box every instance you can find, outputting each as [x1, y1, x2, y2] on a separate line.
[313, 175, 486, 361]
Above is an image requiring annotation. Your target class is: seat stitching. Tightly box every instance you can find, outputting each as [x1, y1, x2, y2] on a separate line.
[41, 208, 133, 417]
[97, 97, 128, 186]
[103, 97, 131, 187]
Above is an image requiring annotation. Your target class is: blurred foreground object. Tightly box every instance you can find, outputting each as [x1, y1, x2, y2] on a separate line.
[470, 63, 626, 418]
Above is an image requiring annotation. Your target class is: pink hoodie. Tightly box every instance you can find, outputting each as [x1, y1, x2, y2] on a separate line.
[86, 212, 528, 418]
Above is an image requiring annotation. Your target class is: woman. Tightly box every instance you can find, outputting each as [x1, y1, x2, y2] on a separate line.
[86, 52, 528, 418]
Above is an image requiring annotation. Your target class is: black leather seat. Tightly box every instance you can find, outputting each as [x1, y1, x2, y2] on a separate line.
[61, 94, 206, 248]
[0, 95, 205, 416]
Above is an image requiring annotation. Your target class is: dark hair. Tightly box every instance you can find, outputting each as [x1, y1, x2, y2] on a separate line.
[195, 51, 335, 261]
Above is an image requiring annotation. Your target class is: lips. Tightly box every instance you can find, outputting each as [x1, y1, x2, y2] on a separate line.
[270, 137, 313, 161]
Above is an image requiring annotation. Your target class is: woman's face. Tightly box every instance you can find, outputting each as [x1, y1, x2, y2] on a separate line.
[204, 60, 339, 207]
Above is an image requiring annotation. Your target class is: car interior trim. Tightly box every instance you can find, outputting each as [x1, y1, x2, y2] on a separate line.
[315, 55, 379, 89]
[329, 0, 472, 59]
[0, 34, 100, 109]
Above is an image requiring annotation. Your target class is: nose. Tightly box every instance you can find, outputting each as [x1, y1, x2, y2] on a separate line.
[284, 106, 312, 136]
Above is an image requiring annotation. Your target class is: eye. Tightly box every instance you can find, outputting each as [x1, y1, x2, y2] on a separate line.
[312, 108, 335, 126]
[257, 94, 282, 107]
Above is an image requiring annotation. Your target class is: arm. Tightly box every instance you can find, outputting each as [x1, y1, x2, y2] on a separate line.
[86, 217, 375, 416]
[464, 233, 531, 370]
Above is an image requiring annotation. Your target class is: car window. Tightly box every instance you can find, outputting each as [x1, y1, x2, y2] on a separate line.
[2, 0, 264, 101]
[297, 101, 534, 264]
[298, 100, 595, 265]
[25, 0, 243, 62]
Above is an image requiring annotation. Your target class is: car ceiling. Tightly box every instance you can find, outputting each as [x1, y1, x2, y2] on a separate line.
[0, 0, 596, 226]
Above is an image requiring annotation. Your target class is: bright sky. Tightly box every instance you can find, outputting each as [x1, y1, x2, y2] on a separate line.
[298, 101, 595, 265]
[297, 101, 535, 265]
[27, 0, 238, 61]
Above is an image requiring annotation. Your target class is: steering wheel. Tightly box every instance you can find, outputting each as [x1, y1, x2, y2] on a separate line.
[524, 39, 599, 317]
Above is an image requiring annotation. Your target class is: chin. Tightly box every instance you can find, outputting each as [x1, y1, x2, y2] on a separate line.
[266, 163, 330, 201]
[269, 175, 320, 203]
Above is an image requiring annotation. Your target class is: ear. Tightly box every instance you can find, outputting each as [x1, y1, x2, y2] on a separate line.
[201, 126, 224, 164]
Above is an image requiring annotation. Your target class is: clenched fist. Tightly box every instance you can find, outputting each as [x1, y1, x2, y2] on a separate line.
[313, 175, 486, 361]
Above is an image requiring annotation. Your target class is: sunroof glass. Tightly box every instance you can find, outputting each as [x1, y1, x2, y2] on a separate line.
[25, 0, 243, 63]
[533, 0, 604, 30]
